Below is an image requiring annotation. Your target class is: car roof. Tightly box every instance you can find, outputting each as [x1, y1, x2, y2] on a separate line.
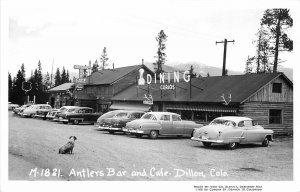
[146, 112, 179, 115]
[75, 107, 93, 110]
[215, 116, 253, 122]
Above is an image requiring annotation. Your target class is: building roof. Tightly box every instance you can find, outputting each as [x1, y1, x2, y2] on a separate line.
[86, 65, 153, 85]
[111, 72, 292, 104]
[49, 83, 74, 92]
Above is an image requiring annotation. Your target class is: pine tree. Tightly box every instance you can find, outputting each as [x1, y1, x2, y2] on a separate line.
[61, 67, 68, 84]
[100, 47, 109, 70]
[66, 70, 70, 82]
[260, 9, 293, 72]
[154, 30, 168, 76]
[13, 64, 26, 105]
[8, 73, 13, 101]
[54, 68, 61, 86]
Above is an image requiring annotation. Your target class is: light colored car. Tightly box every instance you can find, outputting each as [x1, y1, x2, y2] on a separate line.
[46, 109, 60, 120]
[13, 104, 33, 115]
[95, 110, 124, 127]
[124, 112, 203, 139]
[8, 102, 19, 111]
[191, 116, 274, 149]
[21, 104, 52, 117]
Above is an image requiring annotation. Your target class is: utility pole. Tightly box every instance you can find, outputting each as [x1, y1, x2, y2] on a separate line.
[216, 38, 235, 76]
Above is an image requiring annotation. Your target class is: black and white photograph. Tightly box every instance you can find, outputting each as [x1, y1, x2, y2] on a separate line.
[1, 0, 299, 191]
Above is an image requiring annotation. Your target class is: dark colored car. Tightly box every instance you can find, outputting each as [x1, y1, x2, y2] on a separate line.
[57, 107, 102, 125]
[98, 110, 145, 134]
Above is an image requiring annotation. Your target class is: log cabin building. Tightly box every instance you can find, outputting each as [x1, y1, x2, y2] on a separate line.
[111, 72, 293, 135]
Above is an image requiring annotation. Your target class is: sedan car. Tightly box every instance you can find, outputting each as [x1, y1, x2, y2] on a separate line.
[13, 104, 33, 115]
[46, 109, 59, 120]
[53, 106, 79, 122]
[8, 102, 19, 111]
[98, 110, 145, 134]
[21, 104, 52, 118]
[124, 112, 203, 139]
[34, 105, 53, 119]
[57, 107, 102, 125]
[191, 116, 274, 149]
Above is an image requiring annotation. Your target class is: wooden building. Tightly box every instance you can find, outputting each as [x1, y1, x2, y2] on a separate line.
[48, 83, 75, 108]
[74, 65, 153, 113]
[111, 72, 293, 135]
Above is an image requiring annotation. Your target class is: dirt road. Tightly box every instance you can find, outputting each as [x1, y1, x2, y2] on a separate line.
[8, 113, 293, 181]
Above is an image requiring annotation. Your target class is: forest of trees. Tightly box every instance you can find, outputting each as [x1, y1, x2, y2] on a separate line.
[8, 61, 71, 105]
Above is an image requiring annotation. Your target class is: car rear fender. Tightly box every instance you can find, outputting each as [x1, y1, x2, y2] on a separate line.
[140, 122, 162, 134]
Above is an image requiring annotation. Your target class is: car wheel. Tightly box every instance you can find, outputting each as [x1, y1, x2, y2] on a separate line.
[149, 130, 158, 139]
[202, 142, 212, 147]
[262, 137, 269, 147]
[63, 121, 68, 124]
[73, 120, 80, 125]
[108, 130, 115, 134]
[227, 142, 237, 150]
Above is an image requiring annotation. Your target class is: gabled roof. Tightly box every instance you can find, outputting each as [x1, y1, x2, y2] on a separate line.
[49, 83, 74, 92]
[86, 65, 153, 85]
[111, 72, 292, 104]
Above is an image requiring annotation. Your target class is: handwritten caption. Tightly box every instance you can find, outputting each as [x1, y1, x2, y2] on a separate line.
[29, 167, 228, 179]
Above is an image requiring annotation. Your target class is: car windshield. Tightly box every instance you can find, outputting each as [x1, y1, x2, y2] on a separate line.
[210, 119, 236, 127]
[141, 114, 157, 120]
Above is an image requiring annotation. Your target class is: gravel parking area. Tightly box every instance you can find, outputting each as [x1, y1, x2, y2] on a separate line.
[8, 112, 293, 181]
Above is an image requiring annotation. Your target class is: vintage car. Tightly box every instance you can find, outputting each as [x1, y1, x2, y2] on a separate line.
[8, 102, 19, 111]
[57, 107, 102, 125]
[53, 106, 79, 122]
[191, 116, 274, 149]
[98, 110, 145, 134]
[34, 105, 53, 119]
[46, 109, 60, 120]
[21, 104, 52, 118]
[124, 112, 203, 139]
[13, 104, 33, 115]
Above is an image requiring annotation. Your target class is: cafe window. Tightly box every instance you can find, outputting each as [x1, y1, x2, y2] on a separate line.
[272, 83, 282, 93]
[194, 111, 206, 122]
[269, 109, 282, 124]
[181, 110, 192, 120]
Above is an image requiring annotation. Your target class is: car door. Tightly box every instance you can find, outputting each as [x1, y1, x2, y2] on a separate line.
[172, 115, 185, 135]
[238, 120, 262, 143]
[159, 114, 173, 135]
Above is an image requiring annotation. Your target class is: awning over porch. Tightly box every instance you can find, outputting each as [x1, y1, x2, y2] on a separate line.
[165, 104, 238, 113]
[110, 103, 151, 112]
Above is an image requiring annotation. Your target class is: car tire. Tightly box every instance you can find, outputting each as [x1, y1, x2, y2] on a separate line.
[108, 130, 115, 134]
[227, 142, 237, 150]
[149, 130, 158, 139]
[202, 142, 212, 147]
[262, 137, 270, 147]
[73, 120, 80, 125]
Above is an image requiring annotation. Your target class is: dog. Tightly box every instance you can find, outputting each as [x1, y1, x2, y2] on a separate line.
[58, 136, 77, 154]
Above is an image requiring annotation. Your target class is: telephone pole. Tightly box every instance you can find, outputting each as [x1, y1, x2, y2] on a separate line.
[216, 38, 235, 76]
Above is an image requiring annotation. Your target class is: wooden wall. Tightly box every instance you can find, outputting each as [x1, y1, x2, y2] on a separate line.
[239, 102, 293, 135]
[245, 77, 293, 103]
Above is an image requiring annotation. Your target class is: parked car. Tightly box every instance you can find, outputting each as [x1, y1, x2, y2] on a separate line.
[191, 116, 274, 149]
[8, 102, 19, 111]
[34, 105, 53, 119]
[46, 109, 60, 120]
[57, 107, 102, 125]
[124, 112, 203, 139]
[13, 104, 33, 115]
[95, 110, 124, 127]
[53, 106, 79, 122]
[21, 104, 52, 118]
[98, 110, 145, 134]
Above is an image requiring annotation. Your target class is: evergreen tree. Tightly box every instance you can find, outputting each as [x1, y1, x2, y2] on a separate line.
[100, 47, 109, 70]
[260, 8, 293, 72]
[189, 65, 197, 78]
[66, 70, 70, 82]
[154, 30, 168, 76]
[245, 56, 254, 74]
[8, 73, 13, 101]
[206, 73, 210, 77]
[61, 67, 68, 84]
[54, 68, 61, 86]
[12, 64, 26, 105]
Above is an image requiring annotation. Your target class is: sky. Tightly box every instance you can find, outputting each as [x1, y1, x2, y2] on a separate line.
[3, 0, 298, 78]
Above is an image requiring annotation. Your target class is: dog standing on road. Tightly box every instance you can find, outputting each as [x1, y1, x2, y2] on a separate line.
[58, 136, 77, 154]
